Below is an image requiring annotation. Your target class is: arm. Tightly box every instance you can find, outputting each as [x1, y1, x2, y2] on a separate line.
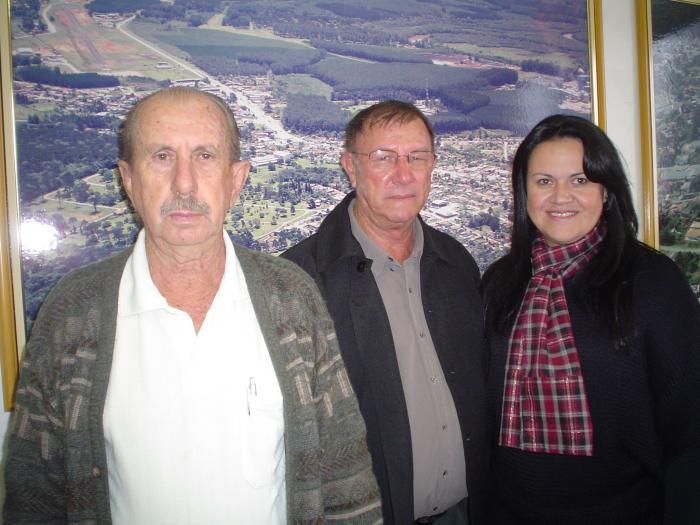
[639, 254, 700, 524]
[4, 309, 67, 524]
[309, 289, 383, 523]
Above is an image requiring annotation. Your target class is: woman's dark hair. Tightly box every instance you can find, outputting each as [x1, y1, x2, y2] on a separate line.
[482, 114, 643, 347]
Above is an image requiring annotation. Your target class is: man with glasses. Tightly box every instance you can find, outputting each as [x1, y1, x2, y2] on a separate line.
[284, 100, 488, 524]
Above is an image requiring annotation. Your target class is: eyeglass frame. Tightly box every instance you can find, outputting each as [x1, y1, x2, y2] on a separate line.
[349, 149, 437, 171]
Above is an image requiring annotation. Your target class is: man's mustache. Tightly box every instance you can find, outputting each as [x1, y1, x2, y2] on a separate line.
[160, 196, 210, 216]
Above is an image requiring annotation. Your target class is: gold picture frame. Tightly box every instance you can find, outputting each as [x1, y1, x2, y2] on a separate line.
[638, 0, 700, 245]
[0, 0, 605, 410]
[637, 0, 700, 292]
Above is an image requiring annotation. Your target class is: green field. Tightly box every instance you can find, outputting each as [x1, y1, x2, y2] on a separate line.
[13, 103, 57, 121]
[16, 9, 194, 81]
[133, 23, 313, 53]
[273, 74, 333, 99]
[444, 43, 580, 70]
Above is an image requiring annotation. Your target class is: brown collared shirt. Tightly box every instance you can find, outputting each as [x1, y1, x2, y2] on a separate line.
[348, 200, 467, 518]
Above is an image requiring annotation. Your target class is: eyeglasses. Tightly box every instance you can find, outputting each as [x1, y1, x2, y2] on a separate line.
[351, 149, 436, 172]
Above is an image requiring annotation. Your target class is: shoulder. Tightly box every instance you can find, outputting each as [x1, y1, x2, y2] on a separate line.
[281, 230, 319, 271]
[482, 253, 513, 287]
[38, 248, 130, 315]
[627, 242, 699, 323]
[422, 220, 480, 276]
[235, 244, 324, 304]
[629, 243, 692, 293]
[21, 249, 129, 379]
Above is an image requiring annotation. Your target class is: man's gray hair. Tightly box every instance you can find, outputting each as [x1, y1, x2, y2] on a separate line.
[344, 99, 435, 152]
[118, 86, 241, 163]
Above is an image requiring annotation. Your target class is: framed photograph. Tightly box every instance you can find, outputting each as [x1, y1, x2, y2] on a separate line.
[0, 0, 604, 409]
[637, 0, 700, 298]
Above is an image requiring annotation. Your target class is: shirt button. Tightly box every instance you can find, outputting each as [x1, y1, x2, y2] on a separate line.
[442, 424, 447, 430]
[433, 506, 439, 512]
[443, 470, 448, 477]
[408, 287, 413, 293]
[419, 331, 425, 338]
[431, 377, 437, 383]
[92, 466, 102, 477]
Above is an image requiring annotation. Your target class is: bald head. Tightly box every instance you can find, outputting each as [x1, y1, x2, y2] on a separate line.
[119, 86, 241, 164]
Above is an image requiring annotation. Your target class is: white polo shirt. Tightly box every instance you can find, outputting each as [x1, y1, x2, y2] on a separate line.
[103, 230, 285, 525]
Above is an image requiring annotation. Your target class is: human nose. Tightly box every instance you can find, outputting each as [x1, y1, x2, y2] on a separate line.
[390, 155, 415, 184]
[172, 157, 197, 196]
[551, 182, 572, 203]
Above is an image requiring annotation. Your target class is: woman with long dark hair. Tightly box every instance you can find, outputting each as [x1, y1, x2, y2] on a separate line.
[482, 114, 700, 524]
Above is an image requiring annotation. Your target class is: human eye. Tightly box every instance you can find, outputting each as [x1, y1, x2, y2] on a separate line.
[409, 151, 431, 163]
[532, 176, 551, 185]
[153, 150, 171, 162]
[572, 175, 589, 185]
[199, 151, 214, 160]
[372, 150, 395, 162]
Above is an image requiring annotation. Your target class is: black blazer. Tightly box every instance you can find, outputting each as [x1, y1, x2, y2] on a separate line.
[283, 193, 490, 524]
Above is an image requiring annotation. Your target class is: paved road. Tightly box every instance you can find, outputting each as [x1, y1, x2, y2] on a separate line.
[117, 16, 294, 141]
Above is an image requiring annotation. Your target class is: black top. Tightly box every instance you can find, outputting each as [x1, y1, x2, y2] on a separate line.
[283, 192, 490, 524]
[484, 245, 700, 524]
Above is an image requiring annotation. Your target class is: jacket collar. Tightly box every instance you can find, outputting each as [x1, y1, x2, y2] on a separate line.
[313, 191, 459, 272]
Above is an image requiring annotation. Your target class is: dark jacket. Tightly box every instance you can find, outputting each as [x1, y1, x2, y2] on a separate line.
[283, 192, 489, 524]
[484, 245, 700, 524]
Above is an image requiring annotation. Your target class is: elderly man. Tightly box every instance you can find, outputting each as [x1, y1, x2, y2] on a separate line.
[4, 87, 381, 524]
[284, 101, 488, 524]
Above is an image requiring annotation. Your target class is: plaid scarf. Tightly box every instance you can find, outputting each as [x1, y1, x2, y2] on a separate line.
[499, 221, 606, 456]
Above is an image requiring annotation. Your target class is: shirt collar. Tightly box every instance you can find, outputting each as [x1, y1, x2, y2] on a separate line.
[119, 229, 247, 316]
[348, 199, 423, 278]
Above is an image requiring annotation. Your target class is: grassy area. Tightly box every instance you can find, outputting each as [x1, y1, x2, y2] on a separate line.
[26, 195, 115, 223]
[236, 200, 309, 238]
[444, 43, 579, 70]
[273, 74, 333, 99]
[13, 103, 57, 121]
[138, 23, 311, 51]
[15, 8, 194, 81]
[203, 14, 314, 48]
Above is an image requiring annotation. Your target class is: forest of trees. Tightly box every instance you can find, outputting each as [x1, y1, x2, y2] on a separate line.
[16, 114, 119, 202]
[283, 94, 349, 133]
[309, 58, 516, 97]
[315, 3, 396, 21]
[14, 66, 120, 89]
[11, 0, 46, 33]
[309, 40, 431, 64]
[466, 83, 572, 134]
[87, 0, 160, 14]
[522, 59, 561, 76]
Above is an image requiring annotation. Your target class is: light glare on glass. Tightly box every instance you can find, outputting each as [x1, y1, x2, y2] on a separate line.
[21, 220, 59, 254]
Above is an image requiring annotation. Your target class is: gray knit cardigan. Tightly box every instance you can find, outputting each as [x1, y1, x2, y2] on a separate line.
[4, 243, 382, 524]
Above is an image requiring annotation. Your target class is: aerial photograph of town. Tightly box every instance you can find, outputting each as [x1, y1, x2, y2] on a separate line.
[652, 0, 700, 300]
[8, 0, 595, 328]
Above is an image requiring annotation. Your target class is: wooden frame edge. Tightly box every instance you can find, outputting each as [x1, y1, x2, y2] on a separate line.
[635, 0, 658, 247]
[0, 0, 20, 410]
[589, 0, 607, 129]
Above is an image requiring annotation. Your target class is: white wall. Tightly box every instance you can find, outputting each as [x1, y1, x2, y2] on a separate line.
[0, 0, 642, 517]
[599, 0, 645, 229]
